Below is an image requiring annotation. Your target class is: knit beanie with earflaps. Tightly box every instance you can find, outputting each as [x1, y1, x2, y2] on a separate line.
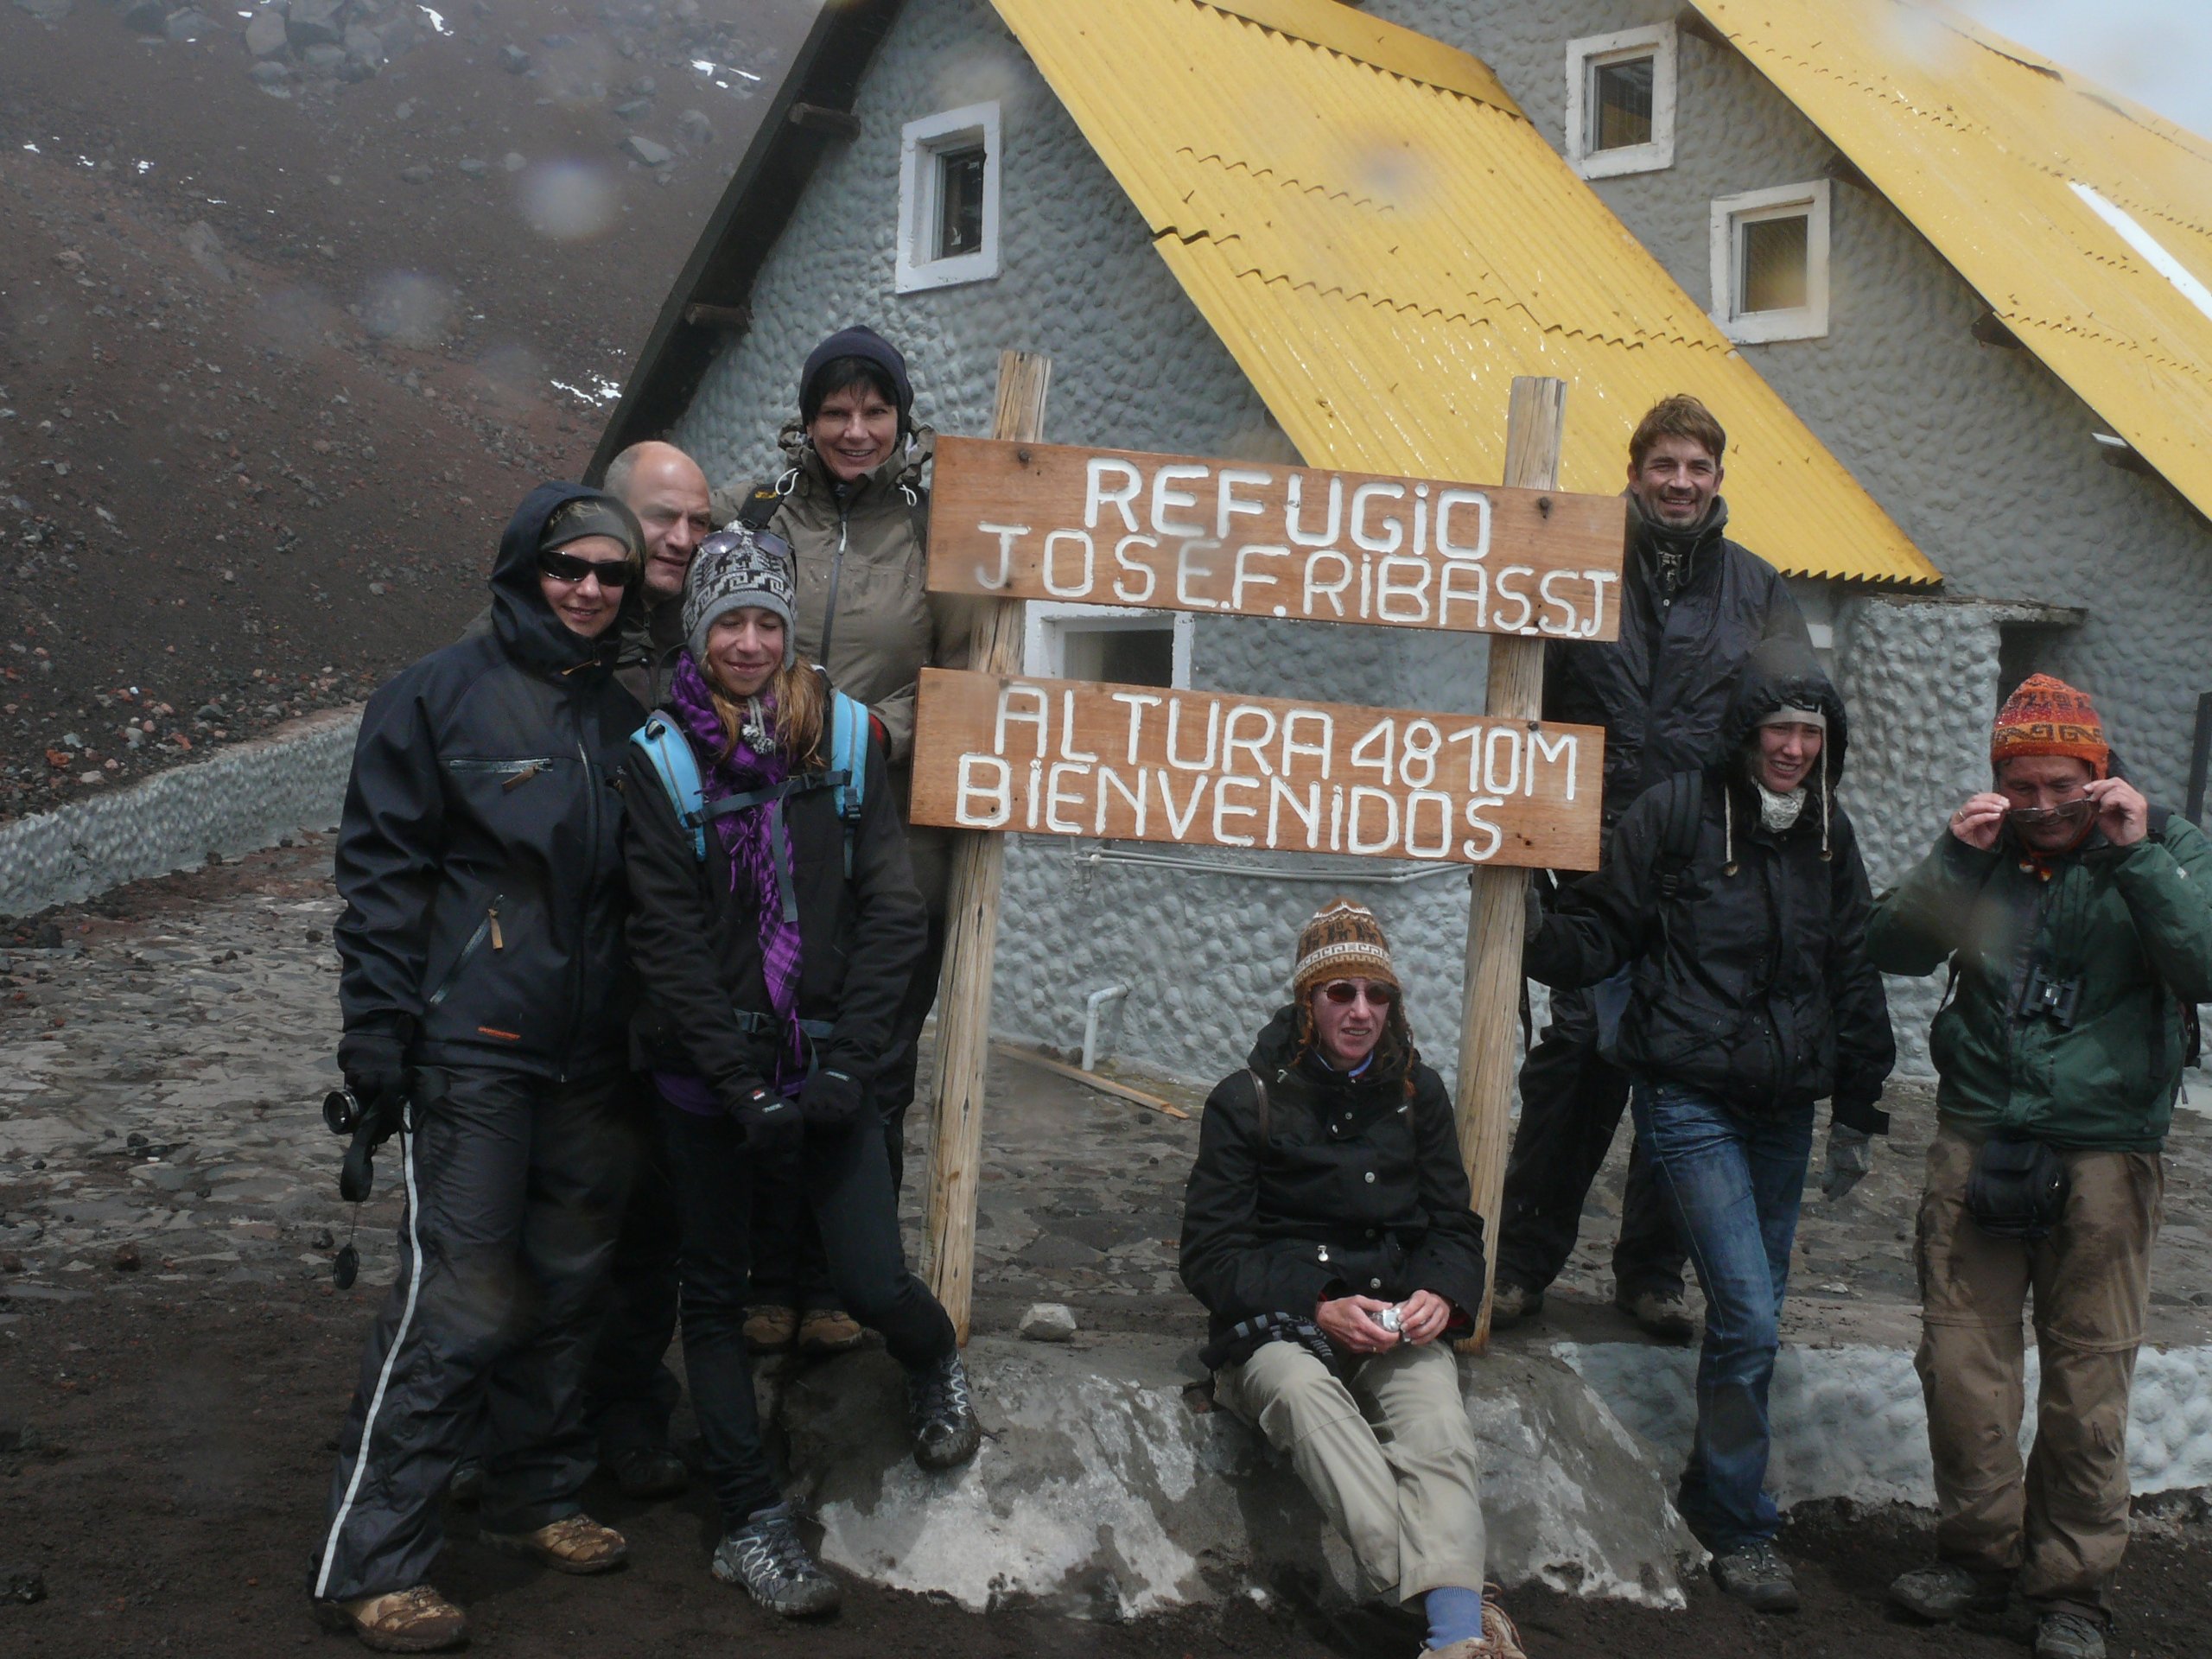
[1290, 898, 1399, 1000]
[1991, 674, 2110, 779]
[683, 527, 798, 668]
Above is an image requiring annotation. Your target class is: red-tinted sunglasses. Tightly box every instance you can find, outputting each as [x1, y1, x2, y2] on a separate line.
[1319, 979, 1396, 1007]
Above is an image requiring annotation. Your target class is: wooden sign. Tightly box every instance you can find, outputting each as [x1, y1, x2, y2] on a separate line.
[911, 668, 1604, 872]
[927, 436, 1626, 641]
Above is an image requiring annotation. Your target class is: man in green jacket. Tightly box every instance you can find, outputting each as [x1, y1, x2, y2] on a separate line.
[1868, 674, 2212, 1659]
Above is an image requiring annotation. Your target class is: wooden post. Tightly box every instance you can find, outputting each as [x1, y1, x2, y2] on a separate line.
[1455, 376, 1567, 1353]
[921, 349, 1052, 1343]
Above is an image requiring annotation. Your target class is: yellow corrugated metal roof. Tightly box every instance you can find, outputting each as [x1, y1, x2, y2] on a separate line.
[1691, 0, 2212, 523]
[988, 0, 1940, 585]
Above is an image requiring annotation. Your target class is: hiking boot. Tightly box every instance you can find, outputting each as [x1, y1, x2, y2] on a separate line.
[608, 1446, 688, 1501]
[313, 1584, 468, 1653]
[906, 1350, 982, 1470]
[1428, 1595, 1528, 1658]
[1616, 1285, 1696, 1342]
[480, 1512, 627, 1574]
[1711, 1540, 1800, 1612]
[445, 1458, 483, 1506]
[712, 1502, 842, 1618]
[2035, 1611, 2107, 1659]
[1889, 1561, 2010, 1624]
[744, 1304, 800, 1354]
[798, 1307, 867, 1355]
[1488, 1280, 1542, 1329]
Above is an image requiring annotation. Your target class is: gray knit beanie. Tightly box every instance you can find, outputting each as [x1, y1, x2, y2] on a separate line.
[683, 528, 798, 667]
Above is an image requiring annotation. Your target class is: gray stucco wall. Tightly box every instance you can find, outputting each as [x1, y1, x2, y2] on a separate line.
[675, 0, 1492, 1079]
[671, 0, 2209, 1086]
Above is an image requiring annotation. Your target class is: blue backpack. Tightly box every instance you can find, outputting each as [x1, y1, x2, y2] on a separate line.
[630, 692, 871, 898]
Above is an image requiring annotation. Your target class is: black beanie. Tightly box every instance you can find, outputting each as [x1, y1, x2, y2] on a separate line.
[798, 325, 913, 430]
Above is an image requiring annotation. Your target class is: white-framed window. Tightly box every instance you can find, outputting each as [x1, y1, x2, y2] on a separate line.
[1565, 25, 1676, 178]
[1709, 180, 1831, 343]
[1023, 603, 1192, 690]
[895, 102, 1001, 295]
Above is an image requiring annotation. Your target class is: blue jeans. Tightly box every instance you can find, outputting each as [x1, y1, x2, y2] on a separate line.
[1631, 1081, 1815, 1553]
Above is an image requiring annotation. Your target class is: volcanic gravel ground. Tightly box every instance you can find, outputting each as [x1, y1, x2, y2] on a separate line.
[0, 0, 809, 816]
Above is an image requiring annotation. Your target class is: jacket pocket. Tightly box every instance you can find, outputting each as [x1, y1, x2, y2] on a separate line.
[426, 893, 505, 1009]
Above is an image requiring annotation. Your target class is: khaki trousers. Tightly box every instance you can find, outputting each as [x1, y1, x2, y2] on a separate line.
[1214, 1339, 1486, 1602]
[1915, 1127, 2162, 1618]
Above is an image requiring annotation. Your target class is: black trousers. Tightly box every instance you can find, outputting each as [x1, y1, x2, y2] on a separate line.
[666, 1101, 956, 1526]
[314, 1066, 632, 1604]
[1493, 984, 1688, 1300]
[579, 1081, 682, 1460]
[750, 916, 944, 1307]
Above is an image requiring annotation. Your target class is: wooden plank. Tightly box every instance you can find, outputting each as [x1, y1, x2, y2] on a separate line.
[921, 350, 1052, 1346]
[1457, 376, 1567, 1356]
[990, 1042, 1191, 1119]
[910, 670, 1604, 872]
[926, 436, 1624, 641]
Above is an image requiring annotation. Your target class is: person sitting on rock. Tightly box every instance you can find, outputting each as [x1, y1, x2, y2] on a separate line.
[314, 484, 649, 1654]
[620, 526, 981, 1619]
[1869, 675, 2212, 1659]
[1522, 635, 1894, 1613]
[1180, 899, 1522, 1659]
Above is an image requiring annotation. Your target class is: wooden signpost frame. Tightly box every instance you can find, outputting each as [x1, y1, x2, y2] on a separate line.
[923, 365, 1580, 1351]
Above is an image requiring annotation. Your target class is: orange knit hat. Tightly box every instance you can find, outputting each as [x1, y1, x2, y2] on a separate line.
[1991, 674, 2109, 779]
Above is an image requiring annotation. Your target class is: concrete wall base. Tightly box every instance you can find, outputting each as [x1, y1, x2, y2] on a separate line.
[0, 707, 360, 918]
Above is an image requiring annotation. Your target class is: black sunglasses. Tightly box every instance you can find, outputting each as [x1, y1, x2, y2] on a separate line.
[538, 550, 635, 587]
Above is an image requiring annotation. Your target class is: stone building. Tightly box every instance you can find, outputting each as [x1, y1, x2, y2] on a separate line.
[596, 0, 2212, 1084]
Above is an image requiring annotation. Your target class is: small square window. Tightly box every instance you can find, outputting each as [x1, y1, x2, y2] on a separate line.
[1710, 181, 1831, 342]
[1566, 26, 1676, 178]
[896, 103, 1001, 295]
[1590, 54, 1655, 152]
[1023, 605, 1192, 690]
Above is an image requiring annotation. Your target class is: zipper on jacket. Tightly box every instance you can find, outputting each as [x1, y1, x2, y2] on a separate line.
[427, 893, 504, 1008]
[820, 493, 850, 670]
[447, 757, 556, 777]
[563, 734, 599, 1084]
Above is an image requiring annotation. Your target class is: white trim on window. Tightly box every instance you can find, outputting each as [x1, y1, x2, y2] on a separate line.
[1022, 603, 1192, 690]
[1709, 180, 1831, 343]
[1565, 24, 1676, 179]
[895, 101, 1002, 296]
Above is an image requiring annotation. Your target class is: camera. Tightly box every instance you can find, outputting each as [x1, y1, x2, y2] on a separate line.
[324, 1085, 403, 1203]
[323, 1087, 365, 1136]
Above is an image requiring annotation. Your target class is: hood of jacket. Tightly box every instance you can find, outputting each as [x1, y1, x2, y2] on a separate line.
[777, 420, 934, 508]
[1716, 633, 1850, 782]
[489, 481, 644, 677]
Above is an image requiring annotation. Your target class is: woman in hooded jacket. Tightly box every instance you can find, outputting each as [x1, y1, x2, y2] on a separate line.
[314, 484, 649, 1654]
[1524, 635, 1893, 1612]
[728, 325, 964, 1355]
[621, 527, 980, 1619]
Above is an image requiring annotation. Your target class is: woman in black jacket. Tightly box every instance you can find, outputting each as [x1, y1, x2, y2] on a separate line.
[1180, 901, 1521, 1659]
[622, 528, 979, 1619]
[315, 484, 647, 1653]
[1525, 635, 1893, 1612]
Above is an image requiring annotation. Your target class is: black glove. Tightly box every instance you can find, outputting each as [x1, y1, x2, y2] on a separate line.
[337, 1030, 408, 1130]
[730, 1084, 804, 1157]
[799, 1068, 865, 1131]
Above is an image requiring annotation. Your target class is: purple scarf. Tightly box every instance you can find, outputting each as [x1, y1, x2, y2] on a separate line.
[667, 653, 806, 1088]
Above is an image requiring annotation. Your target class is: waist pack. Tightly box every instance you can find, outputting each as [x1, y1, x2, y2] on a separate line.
[1965, 1136, 2071, 1241]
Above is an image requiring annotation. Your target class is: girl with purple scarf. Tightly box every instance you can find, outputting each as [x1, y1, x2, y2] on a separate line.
[622, 528, 979, 1618]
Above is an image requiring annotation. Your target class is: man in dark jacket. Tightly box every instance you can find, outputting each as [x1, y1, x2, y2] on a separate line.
[312, 484, 645, 1654]
[1870, 676, 2212, 1659]
[1181, 901, 1522, 1659]
[1525, 635, 1893, 1611]
[1493, 393, 1812, 1338]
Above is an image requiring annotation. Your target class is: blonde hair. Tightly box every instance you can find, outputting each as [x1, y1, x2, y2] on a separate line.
[705, 652, 827, 766]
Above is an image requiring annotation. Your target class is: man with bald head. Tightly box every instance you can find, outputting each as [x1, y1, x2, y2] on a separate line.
[601, 440, 714, 707]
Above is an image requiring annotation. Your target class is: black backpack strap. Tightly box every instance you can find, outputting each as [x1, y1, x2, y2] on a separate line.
[734, 479, 784, 532]
[1247, 1068, 1270, 1141]
[1651, 770, 1704, 902]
